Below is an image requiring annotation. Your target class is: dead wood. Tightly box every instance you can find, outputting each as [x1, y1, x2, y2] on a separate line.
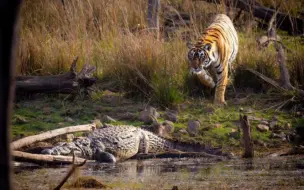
[246, 68, 286, 92]
[12, 151, 91, 165]
[279, 146, 304, 156]
[11, 123, 96, 150]
[53, 151, 87, 190]
[15, 57, 96, 94]
[240, 115, 254, 158]
[255, 12, 304, 97]
[197, 0, 304, 35]
[147, 0, 161, 39]
[267, 11, 293, 90]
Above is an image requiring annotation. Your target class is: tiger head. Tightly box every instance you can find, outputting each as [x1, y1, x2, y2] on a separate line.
[186, 42, 216, 74]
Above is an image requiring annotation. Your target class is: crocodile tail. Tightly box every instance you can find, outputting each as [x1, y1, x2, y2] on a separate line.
[172, 140, 224, 155]
[145, 130, 224, 156]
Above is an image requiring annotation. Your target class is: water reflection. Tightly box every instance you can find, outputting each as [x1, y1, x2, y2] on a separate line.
[82, 156, 304, 178]
[13, 156, 304, 190]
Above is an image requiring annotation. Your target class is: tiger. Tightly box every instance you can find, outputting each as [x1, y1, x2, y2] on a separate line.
[187, 14, 238, 105]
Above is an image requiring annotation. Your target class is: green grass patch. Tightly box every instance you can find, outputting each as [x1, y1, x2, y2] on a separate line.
[11, 91, 300, 155]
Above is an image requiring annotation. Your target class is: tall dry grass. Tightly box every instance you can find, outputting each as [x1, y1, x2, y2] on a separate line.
[18, 0, 304, 105]
[18, 0, 147, 74]
[101, 33, 187, 105]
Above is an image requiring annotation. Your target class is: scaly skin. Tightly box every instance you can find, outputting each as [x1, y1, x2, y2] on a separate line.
[42, 125, 226, 162]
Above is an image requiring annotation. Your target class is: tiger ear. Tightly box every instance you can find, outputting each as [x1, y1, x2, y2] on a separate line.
[186, 41, 194, 49]
[204, 44, 211, 51]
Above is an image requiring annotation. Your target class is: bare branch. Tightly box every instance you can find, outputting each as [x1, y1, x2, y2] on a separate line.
[53, 150, 87, 190]
[11, 123, 96, 150]
[12, 151, 90, 165]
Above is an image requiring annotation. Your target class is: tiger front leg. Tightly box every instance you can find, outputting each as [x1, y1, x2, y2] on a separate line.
[214, 67, 228, 105]
[194, 69, 216, 89]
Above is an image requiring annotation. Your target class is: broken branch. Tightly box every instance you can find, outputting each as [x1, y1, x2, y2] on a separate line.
[53, 151, 87, 190]
[11, 123, 96, 150]
[12, 151, 91, 165]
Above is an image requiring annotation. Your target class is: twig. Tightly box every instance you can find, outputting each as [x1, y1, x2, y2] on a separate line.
[233, 8, 243, 22]
[53, 151, 87, 190]
[262, 100, 287, 111]
[275, 97, 294, 111]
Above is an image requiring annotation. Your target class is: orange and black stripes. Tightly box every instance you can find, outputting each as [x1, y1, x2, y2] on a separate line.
[187, 14, 238, 105]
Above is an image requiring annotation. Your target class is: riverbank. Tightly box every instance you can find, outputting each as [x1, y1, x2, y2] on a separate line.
[12, 82, 303, 157]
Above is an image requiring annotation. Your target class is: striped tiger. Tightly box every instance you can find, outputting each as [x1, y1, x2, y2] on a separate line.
[187, 14, 238, 105]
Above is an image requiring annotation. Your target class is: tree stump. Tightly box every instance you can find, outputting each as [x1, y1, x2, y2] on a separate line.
[240, 114, 254, 158]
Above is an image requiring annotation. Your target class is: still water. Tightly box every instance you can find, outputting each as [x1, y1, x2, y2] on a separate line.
[13, 156, 304, 189]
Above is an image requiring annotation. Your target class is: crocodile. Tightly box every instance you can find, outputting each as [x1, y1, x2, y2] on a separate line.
[42, 124, 228, 163]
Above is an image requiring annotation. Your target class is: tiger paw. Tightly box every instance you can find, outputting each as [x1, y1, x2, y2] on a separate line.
[214, 100, 227, 106]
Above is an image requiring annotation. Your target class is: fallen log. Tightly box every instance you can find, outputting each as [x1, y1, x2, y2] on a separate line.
[198, 0, 304, 35]
[15, 57, 96, 94]
[11, 123, 96, 150]
[12, 151, 92, 165]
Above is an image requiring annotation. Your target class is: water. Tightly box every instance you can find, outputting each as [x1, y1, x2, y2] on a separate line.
[13, 156, 304, 189]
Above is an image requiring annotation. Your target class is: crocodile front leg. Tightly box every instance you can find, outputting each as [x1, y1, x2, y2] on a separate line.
[94, 150, 116, 163]
[138, 131, 150, 154]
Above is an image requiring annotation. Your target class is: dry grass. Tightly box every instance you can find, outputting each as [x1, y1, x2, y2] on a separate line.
[100, 33, 187, 105]
[18, 0, 147, 75]
[18, 0, 304, 105]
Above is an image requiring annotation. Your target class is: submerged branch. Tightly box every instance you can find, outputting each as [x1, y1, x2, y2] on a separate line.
[53, 151, 87, 190]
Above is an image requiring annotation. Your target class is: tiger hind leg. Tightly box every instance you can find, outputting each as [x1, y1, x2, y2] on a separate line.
[214, 67, 228, 105]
